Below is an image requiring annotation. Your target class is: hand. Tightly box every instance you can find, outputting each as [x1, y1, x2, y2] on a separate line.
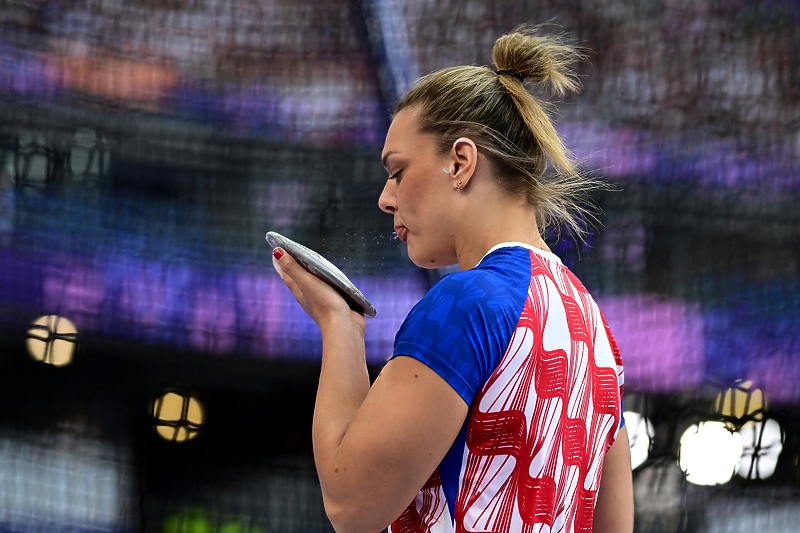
[272, 248, 367, 333]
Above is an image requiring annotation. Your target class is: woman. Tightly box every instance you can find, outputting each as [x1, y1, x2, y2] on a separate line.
[272, 27, 633, 533]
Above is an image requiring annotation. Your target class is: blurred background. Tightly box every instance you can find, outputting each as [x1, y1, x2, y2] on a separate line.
[0, 0, 799, 531]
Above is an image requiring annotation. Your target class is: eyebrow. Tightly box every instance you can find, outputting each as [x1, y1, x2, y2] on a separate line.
[381, 150, 400, 169]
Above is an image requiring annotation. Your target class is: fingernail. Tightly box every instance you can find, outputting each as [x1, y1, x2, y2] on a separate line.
[272, 255, 283, 278]
[272, 248, 284, 260]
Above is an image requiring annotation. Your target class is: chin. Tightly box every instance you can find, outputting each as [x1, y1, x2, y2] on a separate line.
[408, 250, 457, 270]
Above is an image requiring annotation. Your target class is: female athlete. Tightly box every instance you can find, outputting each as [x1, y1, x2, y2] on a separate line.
[272, 26, 633, 533]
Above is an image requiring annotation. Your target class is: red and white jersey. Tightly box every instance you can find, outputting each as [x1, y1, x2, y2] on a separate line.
[390, 243, 624, 533]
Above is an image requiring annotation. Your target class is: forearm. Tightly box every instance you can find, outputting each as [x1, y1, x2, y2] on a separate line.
[270, 250, 384, 530]
[312, 313, 372, 513]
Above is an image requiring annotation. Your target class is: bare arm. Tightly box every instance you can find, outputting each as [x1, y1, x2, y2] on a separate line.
[594, 425, 634, 533]
[273, 250, 468, 533]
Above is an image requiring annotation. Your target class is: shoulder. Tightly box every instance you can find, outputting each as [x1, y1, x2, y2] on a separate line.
[393, 246, 536, 402]
[398, 246, 536, 344]
[422, 246, 533, 311]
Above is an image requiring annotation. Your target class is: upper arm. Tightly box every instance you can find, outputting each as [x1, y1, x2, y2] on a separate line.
[593, 425, 634, 533]
[320, 355, 469, 533]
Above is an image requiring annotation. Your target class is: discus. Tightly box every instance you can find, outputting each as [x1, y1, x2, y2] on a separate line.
[266, 231, 377, 319]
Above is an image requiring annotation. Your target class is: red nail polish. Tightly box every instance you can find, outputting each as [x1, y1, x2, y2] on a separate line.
[272, 248, 284, 260]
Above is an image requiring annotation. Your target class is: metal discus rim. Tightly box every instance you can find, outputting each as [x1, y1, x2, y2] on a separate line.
[265, 231, 377, 319]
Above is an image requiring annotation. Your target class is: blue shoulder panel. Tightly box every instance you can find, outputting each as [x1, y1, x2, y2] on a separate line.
[393, 247, 532, 403]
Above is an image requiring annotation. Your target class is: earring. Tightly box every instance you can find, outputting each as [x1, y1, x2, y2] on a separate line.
[456, 181, 462, 190]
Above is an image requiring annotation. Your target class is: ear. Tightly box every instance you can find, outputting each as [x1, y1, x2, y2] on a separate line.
[448, 137, 478, 190]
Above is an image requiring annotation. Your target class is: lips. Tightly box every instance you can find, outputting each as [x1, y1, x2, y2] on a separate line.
[394, 225, 408, 243]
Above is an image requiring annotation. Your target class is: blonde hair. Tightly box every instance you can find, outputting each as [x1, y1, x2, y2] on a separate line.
[395, 26, 605, 241]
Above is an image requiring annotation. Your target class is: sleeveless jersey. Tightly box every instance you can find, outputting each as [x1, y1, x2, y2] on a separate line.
[389, 243, 624, 533]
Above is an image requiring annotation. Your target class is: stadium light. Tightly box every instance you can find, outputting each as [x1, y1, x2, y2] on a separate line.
[715, 380, 765, 421]
[624, 411, 654, 470]
[153, 391, 204, 443]
[26, 315, 78, 367]
[737, 419, 783, 480]
[679, 421, 743, 485]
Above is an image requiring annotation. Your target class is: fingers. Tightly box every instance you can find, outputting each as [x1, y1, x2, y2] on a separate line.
[272, 246, 339, 311]
[272, 254, 284, 280]
[272, 247, 321, 288]
[272, 247, 367, 331]
[272, 247, 301, 277]
[273, 247, 314, 300]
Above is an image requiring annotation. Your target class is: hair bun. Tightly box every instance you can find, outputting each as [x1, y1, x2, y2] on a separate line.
[492, 26, 583, 95]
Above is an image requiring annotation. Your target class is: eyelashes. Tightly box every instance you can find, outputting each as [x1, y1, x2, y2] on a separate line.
[389, 170, 402, 181]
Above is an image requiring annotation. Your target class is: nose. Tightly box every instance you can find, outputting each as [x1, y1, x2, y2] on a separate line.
[378, 179, 396, 214]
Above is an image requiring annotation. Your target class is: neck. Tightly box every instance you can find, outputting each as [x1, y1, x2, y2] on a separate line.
[453, 187, 550, 270]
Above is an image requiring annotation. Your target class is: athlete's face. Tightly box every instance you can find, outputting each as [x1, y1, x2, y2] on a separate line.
[379, 108, 459, 269]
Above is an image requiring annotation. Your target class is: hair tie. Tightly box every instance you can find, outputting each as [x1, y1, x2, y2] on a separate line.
[496, 69, 525, 83]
